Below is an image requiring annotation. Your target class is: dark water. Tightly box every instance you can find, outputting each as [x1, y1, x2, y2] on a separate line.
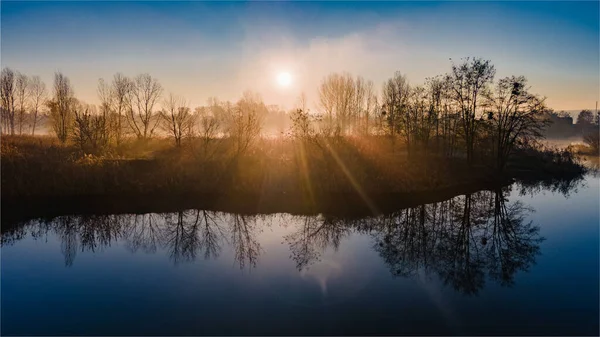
[2, 175, 599, 336]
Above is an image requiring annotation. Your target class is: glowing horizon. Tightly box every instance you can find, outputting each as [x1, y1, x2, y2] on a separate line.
[1, 1, 598, 112]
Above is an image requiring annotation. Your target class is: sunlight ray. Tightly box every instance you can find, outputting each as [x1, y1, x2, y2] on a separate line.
[322, 138, 379, 215]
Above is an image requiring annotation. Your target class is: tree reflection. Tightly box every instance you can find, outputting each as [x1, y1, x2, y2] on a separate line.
[161, 210, 228, 264]
[370, 188, 543, 294]
[0, 186, 547, 292]
[0, 210, 260, 268]
[284, 215, 350, 270]
[280, 187, 544, 294]
[122, 214, 161, 254]
[197, 210, 227, 260]
[486, 191, 542, 286]
[230, 214, 262, 269]
[162, 211, 201, 265]
[517, 175, 585, 198]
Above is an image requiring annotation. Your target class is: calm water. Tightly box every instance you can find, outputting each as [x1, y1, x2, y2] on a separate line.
[2, 175, 599, 335]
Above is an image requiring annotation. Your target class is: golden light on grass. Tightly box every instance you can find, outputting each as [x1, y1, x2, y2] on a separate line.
[277, 72, 292, 87]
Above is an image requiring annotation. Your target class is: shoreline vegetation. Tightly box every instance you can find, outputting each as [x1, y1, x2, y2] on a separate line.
[1, 134, 588, 225]
[1, 58, 597, 223]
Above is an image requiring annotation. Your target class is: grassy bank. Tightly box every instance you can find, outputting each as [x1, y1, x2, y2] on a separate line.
[1, 135, 586, 206]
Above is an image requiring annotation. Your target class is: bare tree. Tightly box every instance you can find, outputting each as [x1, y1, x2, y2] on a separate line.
[72, 102, 107, 152]
[97, 78, 114, 144]
[195, 100, 222, 156]
[1, 67, 16, 134]
[126, 73, 162, 139]
[226, 91, 263, 155]
[425, 75, 445, 152]
[28, 76, 48, 135]
[49, 72, 76, 143]
[160, 93, 194, 147]
[485, 76, 547, 171]
[289, 92, 316, 140]
[363, 80, 378, 135]
[447, 57, 496, 165]
[381, 72, 411, 139]
[111, 73, 130, 144]
[318, 73, 356, 136]
[15, 72, 29, 135]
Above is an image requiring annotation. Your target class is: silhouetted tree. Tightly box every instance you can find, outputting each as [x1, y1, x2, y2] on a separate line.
[577, 110, 594, 127]
[227, 91, 263, 155]
[126, 73, 162, 139]
[28, 76, 47, 135]
[72, 102, 108, 152]
[111, 73, 131, 144]
[97, 78, 116, 144]
[160, 93, 194, 147]
[381, 71, 410, 139]
[48, 72, 76, 143]
[194, 105, 220, 156]
[1, 67, 16, 134]
[15, 72, 29, 135]
[484, 76, 547, 171]
[447, 57, 496, 165]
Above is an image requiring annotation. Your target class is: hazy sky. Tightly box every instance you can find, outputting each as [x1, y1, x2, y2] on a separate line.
[2, 1, 598, 111]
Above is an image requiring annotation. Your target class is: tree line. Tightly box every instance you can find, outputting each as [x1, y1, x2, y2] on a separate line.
[1, 57, 578, 170]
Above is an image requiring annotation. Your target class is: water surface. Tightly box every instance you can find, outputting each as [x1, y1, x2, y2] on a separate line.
[2, 175, 598, 335]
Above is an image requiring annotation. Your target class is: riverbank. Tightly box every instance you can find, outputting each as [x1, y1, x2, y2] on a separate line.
[1, 135, 588, 224]
[0, 177, 510, 225]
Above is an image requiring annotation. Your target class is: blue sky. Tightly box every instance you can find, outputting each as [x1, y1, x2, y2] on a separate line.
[1, 1, 598, 110]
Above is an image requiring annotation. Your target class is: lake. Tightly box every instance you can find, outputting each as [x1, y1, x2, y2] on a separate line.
[1, 174, 598, 335]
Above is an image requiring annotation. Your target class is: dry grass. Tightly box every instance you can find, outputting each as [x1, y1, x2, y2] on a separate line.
[0, 135, 585, 199]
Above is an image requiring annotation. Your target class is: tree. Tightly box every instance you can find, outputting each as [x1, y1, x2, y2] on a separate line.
[576, 109, 594, 135]
[1, 67, 16, 134]
[72, 102, 108, 152]
[227, 91, 263, 155]
[381, 72, 411, 139]
[111, 73, 130, 144]
[195, 101, 222, 156]
[363, 80, 378, 136]
[577, 109, 594, 126]
[126, 73, 162, 139]
[447, 57, 496, 165]
[15, 72, 29, 135]
[352, 77, 378, 135]
[425, 75, 449, 152]
[97, 78, 114, 144]
[28, 76, 48, 135]
[160, 93, 194, 147]
[289, 93, 316, 140]
[49, 72, 76, 143]
[484, 76, 547, 171]
[318, 73, 356, 136]
[407, 85, 436, 153]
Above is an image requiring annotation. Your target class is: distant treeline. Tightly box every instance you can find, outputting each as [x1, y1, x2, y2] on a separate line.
[1, 57, 598, 172]
[543, 109, 599, 139]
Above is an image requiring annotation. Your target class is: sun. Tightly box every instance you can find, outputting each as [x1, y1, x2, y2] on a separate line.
[277, 72, 292, 87]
